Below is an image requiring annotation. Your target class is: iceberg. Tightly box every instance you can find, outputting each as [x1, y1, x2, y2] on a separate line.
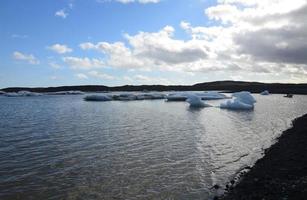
[113, 93, 137, 101]
[260, 90, 270, 95]
[220, 91, 256, 110]
[197, 91, 229, 100]
[84, 94, 112, 101]
[46, 91, 84, 95]
[186, 94, 211, 108]
[4, 91, 42, 97]
[134, 93, 166, 100]
[232, 91, 256, 105]
[0, 91, 5, 95]
[166, 93, 188, 101]
[220, 98, 254, 110]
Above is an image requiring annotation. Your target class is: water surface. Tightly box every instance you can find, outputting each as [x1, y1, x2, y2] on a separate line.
[0, 93, 307, 199]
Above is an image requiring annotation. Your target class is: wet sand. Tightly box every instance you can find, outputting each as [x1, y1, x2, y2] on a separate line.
[221, 114, 307, 200]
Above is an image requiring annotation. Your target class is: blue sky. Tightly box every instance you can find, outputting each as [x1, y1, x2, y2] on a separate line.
[1, 0, 307, 88]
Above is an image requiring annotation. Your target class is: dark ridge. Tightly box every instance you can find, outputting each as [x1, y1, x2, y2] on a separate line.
[1, 80, 307, 94]
[221, 114, 307, 200]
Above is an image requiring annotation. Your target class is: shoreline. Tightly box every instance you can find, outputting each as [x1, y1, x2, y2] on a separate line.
[221, 114, 307, 200]
[1, 81, 307, 94]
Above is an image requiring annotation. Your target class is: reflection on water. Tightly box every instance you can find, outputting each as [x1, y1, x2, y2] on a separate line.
[0, 94, 307, 199]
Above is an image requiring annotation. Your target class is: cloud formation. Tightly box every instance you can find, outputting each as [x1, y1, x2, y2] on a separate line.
[48, 44, 72, 54]
[13, 51, 40, 64]
[63, 57, 104, 70]
[55, 9, 68, 18]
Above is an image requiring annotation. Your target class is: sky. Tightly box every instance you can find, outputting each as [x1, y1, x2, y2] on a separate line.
[1, 0, 307, 88]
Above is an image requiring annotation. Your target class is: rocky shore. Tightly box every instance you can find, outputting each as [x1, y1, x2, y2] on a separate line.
[221, 114, 307, 200]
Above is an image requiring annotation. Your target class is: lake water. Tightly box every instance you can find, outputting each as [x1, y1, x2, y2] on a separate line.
[0, 93, 307, 200]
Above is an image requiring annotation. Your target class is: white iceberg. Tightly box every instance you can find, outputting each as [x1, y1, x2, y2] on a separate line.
[4, 91, 42, 97]
[220, 91, 256, 110]
[197, 91, 229, 100]
[84, 94, 112, 101]
[232, 91, 256, 105]
[260, 90, 270, 95]
[186, 94, 211, 108]
[166, 93, 188, 101]
[220, 98, 254, 110]
[113, 93, 137, 101]
[46, 91, 84, 95]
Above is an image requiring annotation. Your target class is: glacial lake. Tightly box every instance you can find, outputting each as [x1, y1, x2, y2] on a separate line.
[0, 93, 307, 199]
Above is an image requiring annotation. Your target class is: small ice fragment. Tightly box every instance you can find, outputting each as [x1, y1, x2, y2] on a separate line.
[260, 90, 269, 95]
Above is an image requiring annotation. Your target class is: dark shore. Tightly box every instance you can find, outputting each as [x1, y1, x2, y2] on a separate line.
[2, 81, 307, 94]
[221, 114, 307, 200]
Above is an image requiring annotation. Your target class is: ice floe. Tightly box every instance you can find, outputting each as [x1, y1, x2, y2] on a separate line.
[84, 94, 112, 101]
[197, 91, 229, 100]
[4, 91, 42, 97]
[260, 90, 270, 95]
[166, 91, 228, 101]
[46, 91, 84, 95]
[220, 91, 256, 110]
[186, 94, 211, 108]
[166, 93, 188, 101]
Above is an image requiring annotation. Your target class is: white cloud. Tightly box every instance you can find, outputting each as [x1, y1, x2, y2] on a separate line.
[48, 44, 72, 54]
[49, 62, 61, 69]
[55, 9, 68, 18]
[78, 0, 307, 83]
[79, 26, 208, 71]
[63, 57, 104, 70]
[88, 70, 114, 80]
[75, 73, 88, 79]
[13, 51, 40, 65]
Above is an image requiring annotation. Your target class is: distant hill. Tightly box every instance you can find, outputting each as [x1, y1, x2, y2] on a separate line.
[2, 81, 307, 94]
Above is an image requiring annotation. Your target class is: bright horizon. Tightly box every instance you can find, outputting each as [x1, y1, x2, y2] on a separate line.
[1, 0, 307, 88]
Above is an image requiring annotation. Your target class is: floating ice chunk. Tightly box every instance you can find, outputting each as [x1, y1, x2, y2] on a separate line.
[186, 94, 211, 108]
[113, 93, 137, 101]
[84, 94, 112, 101]
[4, 92, 19, 97]
[220, 98, 254, 110]
[47, 91, 84, 95]
[197, 91, 229, 100]
[166, 93, 187, 101]
[220, 91, 256, 110]
[4, 91, 42, 97]
[260, 90, 270, 95]
[18, 90, 42, 96]
[0, 91, 5, 95]
[232, 91, 256, 105]
[134, 93, 166, 100]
